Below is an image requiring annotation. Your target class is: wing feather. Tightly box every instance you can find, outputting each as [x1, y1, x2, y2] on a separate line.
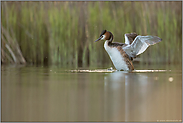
[123, 35, 162, 58]
[124, 33, 138, 44]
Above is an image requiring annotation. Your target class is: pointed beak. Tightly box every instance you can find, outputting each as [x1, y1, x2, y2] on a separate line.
[95, 36, 102, 42]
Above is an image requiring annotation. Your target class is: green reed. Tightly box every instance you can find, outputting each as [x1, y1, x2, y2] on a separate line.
[1, 1, 182, 67]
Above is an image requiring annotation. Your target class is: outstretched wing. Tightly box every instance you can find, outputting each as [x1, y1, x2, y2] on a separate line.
[125, 33, 138, 45]
[123, 35, 162, 58]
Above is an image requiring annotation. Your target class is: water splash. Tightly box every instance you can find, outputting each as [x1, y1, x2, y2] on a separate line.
[68, 69, 170, 73]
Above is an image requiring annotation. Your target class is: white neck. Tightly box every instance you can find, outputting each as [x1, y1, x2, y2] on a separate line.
[104, 40, 110, 51]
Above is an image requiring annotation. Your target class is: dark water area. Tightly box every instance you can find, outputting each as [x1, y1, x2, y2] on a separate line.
[1, 64, 182, 122]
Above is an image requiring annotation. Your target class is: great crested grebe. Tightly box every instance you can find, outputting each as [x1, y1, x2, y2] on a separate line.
[95, 30, 162, 71]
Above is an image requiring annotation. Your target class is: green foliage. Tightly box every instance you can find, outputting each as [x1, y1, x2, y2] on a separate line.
[1, 1, 182, 67]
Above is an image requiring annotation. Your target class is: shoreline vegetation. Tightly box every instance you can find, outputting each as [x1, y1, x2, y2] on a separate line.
[1, 1, 182, 68]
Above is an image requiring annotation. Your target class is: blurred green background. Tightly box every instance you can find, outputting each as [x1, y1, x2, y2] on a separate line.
[1, 1, 182, 68]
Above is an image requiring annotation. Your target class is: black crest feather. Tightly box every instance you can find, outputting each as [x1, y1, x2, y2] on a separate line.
[100, 30, 106, 37]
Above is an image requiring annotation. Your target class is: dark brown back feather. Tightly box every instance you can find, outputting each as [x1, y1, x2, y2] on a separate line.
[108, 42, 126, 47]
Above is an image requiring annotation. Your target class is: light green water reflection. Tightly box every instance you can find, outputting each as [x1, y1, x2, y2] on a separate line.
[1, 64, 182, 122]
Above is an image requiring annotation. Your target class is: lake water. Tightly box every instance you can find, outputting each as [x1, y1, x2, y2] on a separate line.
[1, 64, 182, 122]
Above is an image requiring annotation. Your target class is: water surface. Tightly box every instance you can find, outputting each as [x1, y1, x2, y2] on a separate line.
[1, 64, 182, 122]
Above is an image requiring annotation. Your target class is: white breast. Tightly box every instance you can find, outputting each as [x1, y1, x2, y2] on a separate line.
[104, 41, 129, 71]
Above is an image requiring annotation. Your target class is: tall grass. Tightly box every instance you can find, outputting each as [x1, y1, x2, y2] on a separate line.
[1, 1, 182, 67]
